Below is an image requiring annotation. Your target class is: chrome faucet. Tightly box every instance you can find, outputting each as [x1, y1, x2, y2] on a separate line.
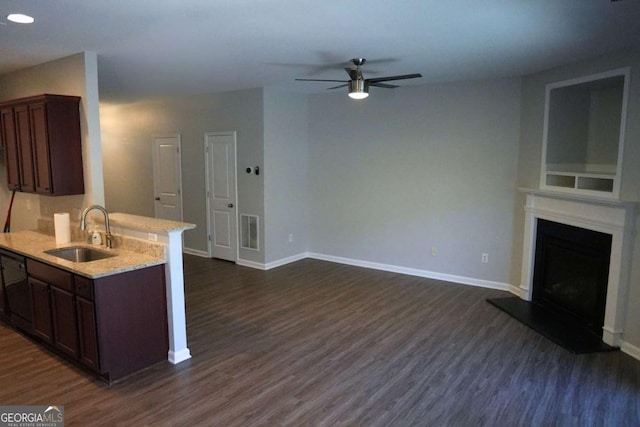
[80, 205, 113, 248]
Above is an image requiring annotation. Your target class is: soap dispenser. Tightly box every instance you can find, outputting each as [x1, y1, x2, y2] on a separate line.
[91, 231, 103, 246]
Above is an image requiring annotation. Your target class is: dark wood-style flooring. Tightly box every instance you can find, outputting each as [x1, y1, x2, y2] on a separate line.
[1, 256, 639, 426]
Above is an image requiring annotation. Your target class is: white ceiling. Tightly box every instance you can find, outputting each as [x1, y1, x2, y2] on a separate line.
[1, 0, 639, 101]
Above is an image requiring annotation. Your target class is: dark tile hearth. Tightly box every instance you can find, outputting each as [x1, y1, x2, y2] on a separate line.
[487, 296, 617, 354]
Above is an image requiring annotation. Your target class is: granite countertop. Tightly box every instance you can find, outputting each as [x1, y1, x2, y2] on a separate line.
[109, 213, 196, 233]
[0, 230, 165, 279]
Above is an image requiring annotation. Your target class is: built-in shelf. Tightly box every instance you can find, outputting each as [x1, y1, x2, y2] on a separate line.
[545, 171, 615, 193]
[540, 68, 630, 198]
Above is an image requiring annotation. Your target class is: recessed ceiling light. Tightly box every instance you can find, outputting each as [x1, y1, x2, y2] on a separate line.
[7, 13, 35, 24]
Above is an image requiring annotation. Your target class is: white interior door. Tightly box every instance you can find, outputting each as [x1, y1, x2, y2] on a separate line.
[153, 135, 183, 222]
[205, 132, 238, 261]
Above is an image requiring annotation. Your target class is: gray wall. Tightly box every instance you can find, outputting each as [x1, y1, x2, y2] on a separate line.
[263, 88, 309, 264]
[547, 85, 590, 166]
[586, 86, 624, 167]
[515, 52, 640, 350]
[101, 88, 265, 263]
[307, 77, 522, 285]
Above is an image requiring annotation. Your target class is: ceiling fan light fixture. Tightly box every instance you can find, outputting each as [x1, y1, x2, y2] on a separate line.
[348, 79, 369, 100]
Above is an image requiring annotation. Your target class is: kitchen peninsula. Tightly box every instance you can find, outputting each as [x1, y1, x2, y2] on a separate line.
[0, 213, 195, 383]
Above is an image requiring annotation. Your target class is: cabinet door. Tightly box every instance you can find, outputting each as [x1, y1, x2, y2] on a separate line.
[29, 277, 53, 343]
[29, 103, 53, 194]
[1, 107, 21, 190]
[76, 296, 99, 371]
[14, 105, 35, 192]
[50, 286, 78, 358]
[0, 277, 5, 317]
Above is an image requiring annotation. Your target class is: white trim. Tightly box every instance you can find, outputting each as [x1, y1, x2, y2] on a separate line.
[238, 251, 514, 292]
[620, 340, 640, 361]
[519, 190, 637, 347]
[200, 249, 640, 361]
[168, 348, 192, 364]
[540, 67, 630, 198]
[264, 253, 308, 270]
[183, 247, 209, 258]
[545, 67, 631, 93]
[204, 131, 239, 261]
[508, 285, 527, 299]
[308, 252, 514, 292]
[236, 258, 266, 270]
[164, 229, 191, 364]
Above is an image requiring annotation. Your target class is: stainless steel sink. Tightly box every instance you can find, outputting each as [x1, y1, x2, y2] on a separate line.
[44, 246, 116, 263]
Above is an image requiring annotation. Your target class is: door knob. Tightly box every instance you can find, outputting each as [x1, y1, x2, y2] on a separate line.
[155, 197, 160, 201]
[227, 203, 234, 208]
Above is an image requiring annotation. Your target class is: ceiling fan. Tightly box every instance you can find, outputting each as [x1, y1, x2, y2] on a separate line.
[296, 58, 422, 99]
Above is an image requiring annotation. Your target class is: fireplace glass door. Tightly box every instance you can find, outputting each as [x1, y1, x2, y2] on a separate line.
[532, 219, 612, 333]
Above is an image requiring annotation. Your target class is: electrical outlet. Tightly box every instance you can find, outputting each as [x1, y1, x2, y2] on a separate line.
[288, 233, 294, 243]
[431, 247, 438, 256]
[26, 198, 31, 211]
[148, 232, 158, 242]
[482, 253, 489, 263]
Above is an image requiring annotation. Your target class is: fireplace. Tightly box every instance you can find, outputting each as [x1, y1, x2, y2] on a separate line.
[519, 189, 636, 346]
[532, 219, 611, 334]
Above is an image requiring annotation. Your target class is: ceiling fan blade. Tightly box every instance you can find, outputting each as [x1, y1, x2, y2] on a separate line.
[367, 73, 422, 83]
[327, 84, 349, 90]
[295, 78, 349, 83]
[369, 82, 399, 89]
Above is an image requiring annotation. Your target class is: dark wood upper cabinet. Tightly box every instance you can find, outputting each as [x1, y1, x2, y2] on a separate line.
[1, 107, 20, 190]
[0, 94, 84, 196]
[15, 105, 36, 192]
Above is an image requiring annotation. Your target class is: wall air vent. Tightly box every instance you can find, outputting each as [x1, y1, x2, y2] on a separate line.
[240, 214, 259, 251]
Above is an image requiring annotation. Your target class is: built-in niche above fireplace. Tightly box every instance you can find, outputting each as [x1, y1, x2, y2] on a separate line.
[541, 68, 630, 198]
[532, 219, 612, 334]
[540, 68, 631, 198]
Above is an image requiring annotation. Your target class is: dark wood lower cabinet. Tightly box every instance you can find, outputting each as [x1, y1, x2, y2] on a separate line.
[29, 277, 54, 344]
[0, 278, 6, 318]
[21, 258, 167, 383]
[76, 296, 99, 371]
[50, 285, 79, 358]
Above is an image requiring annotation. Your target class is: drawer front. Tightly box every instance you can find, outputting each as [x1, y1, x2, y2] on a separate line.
[74, 275, 94, 300]
[27, 259, 73, 292]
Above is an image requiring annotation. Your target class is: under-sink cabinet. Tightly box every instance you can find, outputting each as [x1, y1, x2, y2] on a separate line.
[0, 251, 168, 383]
[28, 260, 92, 362]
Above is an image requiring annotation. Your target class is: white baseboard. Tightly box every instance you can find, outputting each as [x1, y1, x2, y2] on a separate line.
[307, 252, 514, 292]
[168, 348, 192, 364]
[265, 253, 308, 270]
[183, 247, 209, 258]
[187, 249, 640, 362]
[237, 252, 308, 270]
[236, 258, 267, 270]
[508, 285, 527, 299]
[621, 340, 640, 361]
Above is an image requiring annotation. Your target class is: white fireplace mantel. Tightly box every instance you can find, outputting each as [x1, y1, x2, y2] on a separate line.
[518, 188, 637, 346]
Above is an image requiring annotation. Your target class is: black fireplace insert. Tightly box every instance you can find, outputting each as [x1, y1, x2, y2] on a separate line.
[532, 219, 612, 334]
